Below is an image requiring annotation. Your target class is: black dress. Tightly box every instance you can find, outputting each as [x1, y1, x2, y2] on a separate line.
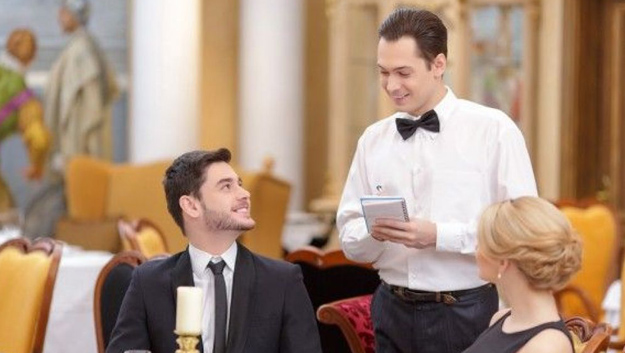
[462, 311, 574, 353]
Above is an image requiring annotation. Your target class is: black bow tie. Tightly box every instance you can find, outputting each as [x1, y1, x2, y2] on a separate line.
[395, 110, 440, 140]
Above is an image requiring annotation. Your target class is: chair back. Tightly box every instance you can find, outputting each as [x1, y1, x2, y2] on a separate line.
[65, 156, 112, 221]
[238, 168, 291, 259]
[93, 250, 146, 353]
[118, 218, 169, 259]
[555, 201, 620, 321]
[317, 295, 374, 353]
[0, 238, 62, 353]
[564, 316, 611, 353]
[286, 246, 379, 353]
[106, 160, 181, 251]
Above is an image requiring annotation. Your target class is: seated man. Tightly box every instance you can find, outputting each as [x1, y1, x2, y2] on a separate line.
[107, 149, 322, 353]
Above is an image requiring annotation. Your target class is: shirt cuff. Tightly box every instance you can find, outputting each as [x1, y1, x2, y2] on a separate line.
[340, 218, 385, 263]
[435, 222, 464, 253]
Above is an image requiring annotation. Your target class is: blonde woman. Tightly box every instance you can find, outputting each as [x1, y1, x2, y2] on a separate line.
[463, 197, 582, 353]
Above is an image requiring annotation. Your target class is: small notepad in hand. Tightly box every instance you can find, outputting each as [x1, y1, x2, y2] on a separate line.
[360, 196, 409, 233]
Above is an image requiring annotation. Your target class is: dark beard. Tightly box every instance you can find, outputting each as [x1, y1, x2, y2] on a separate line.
[201, 204, 255, 232]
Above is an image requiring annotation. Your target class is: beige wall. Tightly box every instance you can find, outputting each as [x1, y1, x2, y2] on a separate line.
[199, 0, 239, 160]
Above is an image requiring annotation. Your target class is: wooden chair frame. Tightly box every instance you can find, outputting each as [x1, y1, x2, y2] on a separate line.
[93, 250, 146, 353]
[117, 218, 169, 257]
[317, 295, 373, 353]
[285, 246, 373, 270]
[287, 246, 378, 353]
[564, 316, 612, 353]
[0, 237, 62, 353]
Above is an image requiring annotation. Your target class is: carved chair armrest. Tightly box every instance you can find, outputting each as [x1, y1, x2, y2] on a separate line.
[317, 295, 374, 353]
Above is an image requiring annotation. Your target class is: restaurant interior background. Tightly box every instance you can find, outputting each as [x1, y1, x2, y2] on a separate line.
[0, 0, 623, 250]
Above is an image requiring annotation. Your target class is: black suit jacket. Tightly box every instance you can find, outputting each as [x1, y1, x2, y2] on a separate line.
[106, 243, 322, 353]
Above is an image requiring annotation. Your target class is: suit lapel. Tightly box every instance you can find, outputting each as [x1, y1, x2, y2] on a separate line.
[170, 248, 195, 303]
[227, 242, 255, 353]
[170, 249, 204, 353]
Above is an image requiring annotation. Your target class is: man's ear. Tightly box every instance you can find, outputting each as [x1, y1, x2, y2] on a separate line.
[432, 53, 446, 79]
[179, 195, 201, 219]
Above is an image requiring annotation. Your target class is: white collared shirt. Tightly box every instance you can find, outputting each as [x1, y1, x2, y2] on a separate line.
[337, 88, 537, 291]
[188, 242, 237, 353]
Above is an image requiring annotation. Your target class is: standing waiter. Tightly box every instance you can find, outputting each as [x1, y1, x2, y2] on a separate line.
[337, 7, 537, 353]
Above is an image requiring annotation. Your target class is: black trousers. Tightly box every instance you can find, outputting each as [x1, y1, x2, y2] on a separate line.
[371, 282, 498, 353]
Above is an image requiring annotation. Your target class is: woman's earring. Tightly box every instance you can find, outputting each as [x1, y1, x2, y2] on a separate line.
[497, 272, 502, 280]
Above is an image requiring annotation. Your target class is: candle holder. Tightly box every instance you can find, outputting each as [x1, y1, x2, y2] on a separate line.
[174, 331, 200, 353]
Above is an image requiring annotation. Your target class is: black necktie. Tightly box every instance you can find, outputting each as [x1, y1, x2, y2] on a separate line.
[207, 260, 227, 353]
[395, 110, 440, 140]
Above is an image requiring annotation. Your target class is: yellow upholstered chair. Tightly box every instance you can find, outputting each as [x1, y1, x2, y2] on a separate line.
[106, 160, 182, 251]
[65, 155, 111, 221]
[554, 200, 620, 322]
[58, 156, 180, 252]
[238, 166, 291, 259]
[118, 218, 169, 259]
[56, 156, 121, 252]
[0, 238, 62, 353]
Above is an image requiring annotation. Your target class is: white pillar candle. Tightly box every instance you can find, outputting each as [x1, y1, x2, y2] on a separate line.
[175, 286, 203, 335]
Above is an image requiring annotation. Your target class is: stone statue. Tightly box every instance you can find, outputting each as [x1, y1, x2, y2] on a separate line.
[0, 29, 51, 214]
[23, 0, 119, 238]
[44, 0, 119, 174]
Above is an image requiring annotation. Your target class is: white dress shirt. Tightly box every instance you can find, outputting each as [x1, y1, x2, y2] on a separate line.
[337, 88, 537, 291]
[189, 242, 237, 353]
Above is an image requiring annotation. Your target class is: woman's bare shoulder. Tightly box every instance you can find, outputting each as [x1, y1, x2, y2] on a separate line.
[519, 328, 573, 353]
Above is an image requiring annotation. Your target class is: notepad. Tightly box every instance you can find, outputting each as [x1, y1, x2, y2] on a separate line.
[360, 196, 409, 233]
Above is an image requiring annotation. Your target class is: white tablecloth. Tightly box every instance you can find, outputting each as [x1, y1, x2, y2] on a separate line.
[0, 232, 113, 353]
[44, 247, 113, 353]
[603, 280, 621, 327]
[602, 280, 621, 353]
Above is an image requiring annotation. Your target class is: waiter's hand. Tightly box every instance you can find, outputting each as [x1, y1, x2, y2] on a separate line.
[371, 218, 437, 249]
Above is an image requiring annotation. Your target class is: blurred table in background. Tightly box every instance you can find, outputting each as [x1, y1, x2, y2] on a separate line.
[282, 212, 328, 253]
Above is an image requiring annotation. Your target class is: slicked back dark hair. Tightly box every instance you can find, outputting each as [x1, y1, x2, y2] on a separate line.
[378, 7, 447, 68]
[163, 148, 231, 234]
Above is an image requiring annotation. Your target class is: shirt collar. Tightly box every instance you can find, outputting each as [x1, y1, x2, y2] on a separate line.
[432, 86, 457, 131]
[188, 241, 238, 277]
[400, 86, 457, 133]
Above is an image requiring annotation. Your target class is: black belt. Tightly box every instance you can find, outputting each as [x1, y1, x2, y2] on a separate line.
[382, 281, 494, 305]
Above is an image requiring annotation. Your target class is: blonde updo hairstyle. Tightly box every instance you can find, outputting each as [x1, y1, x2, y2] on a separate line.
[478, 196, 582, 291]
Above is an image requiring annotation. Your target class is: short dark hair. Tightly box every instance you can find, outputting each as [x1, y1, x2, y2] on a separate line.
[163, 148, 231, 234]
[378, 8, 447, 67]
